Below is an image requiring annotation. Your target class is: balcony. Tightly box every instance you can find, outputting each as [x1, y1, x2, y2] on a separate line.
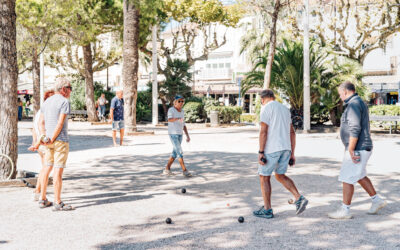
[199, 68, 233, 81]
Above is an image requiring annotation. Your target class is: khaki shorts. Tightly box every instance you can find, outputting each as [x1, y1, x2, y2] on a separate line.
[45, 141, 69, 168]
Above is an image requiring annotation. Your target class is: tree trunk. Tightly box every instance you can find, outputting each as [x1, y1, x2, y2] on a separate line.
[32, 47, 40, 115]
[122, 0, 140, 132]
[161, 98, 168, 121]
[264, 0, 281, 89]
[0, 0, 18, 179]
[82, 44, 98, 122]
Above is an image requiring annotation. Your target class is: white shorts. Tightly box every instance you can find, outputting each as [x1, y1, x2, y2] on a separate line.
[339, 150, 372, 184]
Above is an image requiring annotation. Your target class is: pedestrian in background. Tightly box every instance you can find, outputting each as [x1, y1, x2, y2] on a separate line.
[110, 90, 124, 146]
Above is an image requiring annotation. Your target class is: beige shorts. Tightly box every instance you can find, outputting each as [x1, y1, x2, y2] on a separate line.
[339, 150, 372, 184]
[45, 141, 69, 168]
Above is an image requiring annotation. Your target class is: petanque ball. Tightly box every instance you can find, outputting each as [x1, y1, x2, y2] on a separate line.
[289, 159, 294, 166]
[166, 218, 172, 224]
[238, 216, 244, 223]
[181, 188, 186, 193]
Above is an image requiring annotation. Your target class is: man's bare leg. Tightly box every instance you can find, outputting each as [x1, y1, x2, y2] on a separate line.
[178, 158, 187, 172]
[275, 174, 301, 201]
[259, 176, 272, 210]
[120, 129, 125, 146]
[165, 157, 175, 170]
[35, 152, 45, 194]
[40, 165, 53, 200]
[343, 182, 354, 205]
[358, 176, 377, 196]
[112, 130, 118, 146]
[53, 168, 64, 204]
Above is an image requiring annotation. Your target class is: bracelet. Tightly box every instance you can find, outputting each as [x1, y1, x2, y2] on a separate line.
[258, 151, 264, 154]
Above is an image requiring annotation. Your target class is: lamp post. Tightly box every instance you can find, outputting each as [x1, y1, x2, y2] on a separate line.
[40, 53, 44, 106]
[303, 0, 311, 131]
[152, 25, 158, 125]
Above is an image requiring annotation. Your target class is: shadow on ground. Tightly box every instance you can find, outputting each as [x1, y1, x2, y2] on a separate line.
[52, 151, 400, 249]
[18, 134, 114, 154]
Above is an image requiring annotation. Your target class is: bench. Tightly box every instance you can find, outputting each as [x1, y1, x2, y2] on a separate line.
[69, 110, 87, 121]
[370, 115, 400, 134]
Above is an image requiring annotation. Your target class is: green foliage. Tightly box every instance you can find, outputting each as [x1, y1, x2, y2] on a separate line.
[242, 38, 367, 125]
[163, 0, 243, 27]
[184, 102, 205, 123]
[206, 106, 243, 124]
[70, 78, 86, 110]
[369, 105, 400, 116]
[159, 59, 193, 105]
[136, 91, 152, 122]
[240, 114, 256, 123]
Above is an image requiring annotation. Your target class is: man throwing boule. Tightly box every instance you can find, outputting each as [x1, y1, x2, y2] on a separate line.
[254, 89, 308, 219]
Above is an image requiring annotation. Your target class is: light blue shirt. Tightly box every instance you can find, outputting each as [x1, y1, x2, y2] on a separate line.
[41, 94, 70, 142]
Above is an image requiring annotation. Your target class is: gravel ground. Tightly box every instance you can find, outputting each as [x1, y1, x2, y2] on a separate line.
[0, 121, 399, 250]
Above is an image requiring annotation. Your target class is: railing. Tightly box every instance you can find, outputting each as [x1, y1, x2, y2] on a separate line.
[199, 69, 232, 80]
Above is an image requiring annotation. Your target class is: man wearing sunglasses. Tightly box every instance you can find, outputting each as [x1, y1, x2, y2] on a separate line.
[38, 77, 73, 211]
[163, 95, 192, 177]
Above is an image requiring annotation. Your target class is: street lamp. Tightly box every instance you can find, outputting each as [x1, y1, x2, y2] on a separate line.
[303, 0, 311, 131]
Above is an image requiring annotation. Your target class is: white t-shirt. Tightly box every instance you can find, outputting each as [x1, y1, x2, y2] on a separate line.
[260, 101, 292, 154]
[168, 107, 185, 135]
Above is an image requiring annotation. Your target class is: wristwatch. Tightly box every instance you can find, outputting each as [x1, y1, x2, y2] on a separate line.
[258, 150, 264, 154]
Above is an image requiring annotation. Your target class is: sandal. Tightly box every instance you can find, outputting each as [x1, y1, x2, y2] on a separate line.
[39, 199, 53, 208]
[53, 202, 74, 211]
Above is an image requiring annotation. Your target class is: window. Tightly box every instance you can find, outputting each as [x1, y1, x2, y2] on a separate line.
[225, 63, 231, 68]
[212, 64, 218, 69]
[206, 64, 211, 69]
[219, 63, 224, 68]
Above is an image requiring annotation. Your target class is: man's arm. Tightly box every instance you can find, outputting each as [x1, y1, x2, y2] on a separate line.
[183, 125, 190, 142]
[50, 114, 68, 143]
[347, 104, 362, 163]
[110, 108, 114, 121]
[39, 113, 46, 137]
[259, 122, 268, 165]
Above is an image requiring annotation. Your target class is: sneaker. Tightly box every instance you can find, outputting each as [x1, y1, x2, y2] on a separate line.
[253, 206, 274, 219]
[182, 170, 192, 177]
[162, 169, 174, 176]
[295, 195, 308, 215]
[328, 207, 353, 219]
[368, 199, 387, 214]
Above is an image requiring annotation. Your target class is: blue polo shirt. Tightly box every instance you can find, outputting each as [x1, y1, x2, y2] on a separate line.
[110, 97, 124, 121]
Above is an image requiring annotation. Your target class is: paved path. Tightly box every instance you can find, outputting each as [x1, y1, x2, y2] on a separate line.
[1, 121, 400, 249]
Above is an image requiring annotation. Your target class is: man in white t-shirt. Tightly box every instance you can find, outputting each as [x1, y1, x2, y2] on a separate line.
[253, 89, 308, 219]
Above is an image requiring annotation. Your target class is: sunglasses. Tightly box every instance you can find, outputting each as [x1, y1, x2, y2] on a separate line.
[178, 100, 185, 103]
[65, 86, 73, 91]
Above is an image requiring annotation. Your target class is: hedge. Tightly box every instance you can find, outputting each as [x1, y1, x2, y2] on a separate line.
[206, 106, 242, 123]
[240, 114, 256, 123]
[184, 102, 205, 123]
[369, 105, 400, 116]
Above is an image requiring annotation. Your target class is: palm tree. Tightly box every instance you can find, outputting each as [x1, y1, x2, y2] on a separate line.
[123, 0, 140, 132]
[242, 38, 364, 125]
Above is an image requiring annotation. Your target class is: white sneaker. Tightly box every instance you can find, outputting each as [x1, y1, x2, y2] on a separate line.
[328, 207, 353, 219]
[162, 169, 174, 176]
[368, 199, 387, 214]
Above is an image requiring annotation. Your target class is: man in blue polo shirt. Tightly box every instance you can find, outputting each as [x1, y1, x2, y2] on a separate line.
[110, 90, 124, 146]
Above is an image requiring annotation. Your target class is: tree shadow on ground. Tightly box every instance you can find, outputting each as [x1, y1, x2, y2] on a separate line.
[54, 151, 400, 249]
[18, 134, 114, 154]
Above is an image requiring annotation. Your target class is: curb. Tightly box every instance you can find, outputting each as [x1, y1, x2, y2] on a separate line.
[0, 177, 53, 188]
